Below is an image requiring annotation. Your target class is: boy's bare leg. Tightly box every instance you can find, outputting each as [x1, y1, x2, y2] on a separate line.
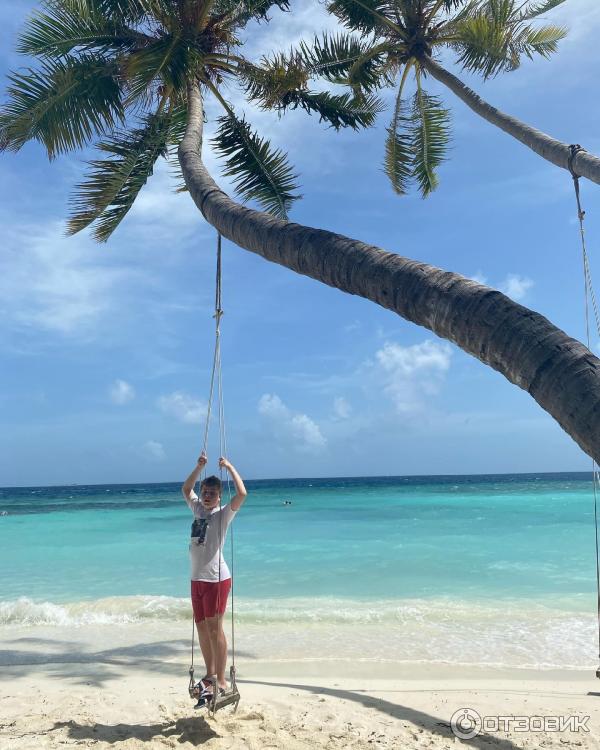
[196, 620, 215, 679]
[205, 614, 228, 689]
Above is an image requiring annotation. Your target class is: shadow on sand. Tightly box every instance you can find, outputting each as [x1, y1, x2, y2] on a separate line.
[0, 637, 255, 688]
[52, 717, 219, 745]
[241, 678, 541, 750]
[52, 677, 537, 749]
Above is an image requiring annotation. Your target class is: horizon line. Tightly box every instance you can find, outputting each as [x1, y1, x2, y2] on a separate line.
[1, 468, 595, 491]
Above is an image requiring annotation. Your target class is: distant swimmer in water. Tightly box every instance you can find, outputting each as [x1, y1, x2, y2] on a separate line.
[0, 511, 8, 516]
[282, 500, 292, 505]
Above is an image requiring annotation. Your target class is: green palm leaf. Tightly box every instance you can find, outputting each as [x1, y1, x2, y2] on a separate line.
[384, 88, 412, 195]
[346, 42, 396, 92]
[90, 0, 173, 22]
[238, 54, 309, 109]
[68, 107, 184, 241]
[125, 33, 189, 103]
[298, 33, 386, 90]
[88, 0, 147, 21]
[239, 57, 383, 129]
[0, 54, 123, 156]
[327, 0, 394, 35]
[518, 24, 567, 59]
[410, 86, 450, 197]
[288, 90, 383, 129]
[214, 0, 290, 28]
[453, 13, 515, 77]
[522, 0, 567, 19]
[453, 0, 567, 77]
[17, 0, 147, 58]
[211, 112, 300, 218]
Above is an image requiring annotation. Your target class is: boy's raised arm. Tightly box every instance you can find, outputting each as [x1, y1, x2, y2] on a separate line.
[219, 457, 247, 511]
[182, 451, 207, 502]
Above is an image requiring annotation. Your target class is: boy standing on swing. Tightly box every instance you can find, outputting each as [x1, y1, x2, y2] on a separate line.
[182, 451, 247, 703]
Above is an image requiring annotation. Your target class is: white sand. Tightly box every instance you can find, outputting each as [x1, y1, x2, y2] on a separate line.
[1, 623, 600, 749]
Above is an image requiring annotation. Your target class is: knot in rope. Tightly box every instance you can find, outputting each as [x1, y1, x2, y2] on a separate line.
[568, 145, 586, 222]
[568, 143, 585, 178]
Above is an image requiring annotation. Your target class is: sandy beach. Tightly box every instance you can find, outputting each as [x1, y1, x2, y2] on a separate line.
[2, 623, 600, 749]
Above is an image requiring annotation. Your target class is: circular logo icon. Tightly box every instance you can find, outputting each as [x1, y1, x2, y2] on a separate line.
[450, 707, 482, 740]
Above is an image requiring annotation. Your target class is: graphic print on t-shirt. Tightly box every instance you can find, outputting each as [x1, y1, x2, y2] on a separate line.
[191, 518, 209, 545]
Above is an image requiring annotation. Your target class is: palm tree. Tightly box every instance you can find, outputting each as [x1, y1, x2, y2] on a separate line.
[0, 0, 379, 238]
[290, 0, 600, 196]
[2, 0, 600, 462]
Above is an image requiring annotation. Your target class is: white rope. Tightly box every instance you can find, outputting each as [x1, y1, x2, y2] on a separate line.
[568, 145, 600, 664]
[217, 325, 236, 668]
[190, 232, 237, 686]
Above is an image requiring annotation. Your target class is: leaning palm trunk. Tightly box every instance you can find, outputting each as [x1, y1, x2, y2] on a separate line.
[421, 57, 600, 185]
[179, 83, 600, 463]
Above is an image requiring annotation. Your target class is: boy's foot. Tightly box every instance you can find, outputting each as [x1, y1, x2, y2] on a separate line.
[193, 693, 208, 709]
[200, 684, 226, 702]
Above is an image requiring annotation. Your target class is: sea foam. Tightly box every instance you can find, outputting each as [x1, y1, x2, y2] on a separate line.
[1, 595, 596, 669]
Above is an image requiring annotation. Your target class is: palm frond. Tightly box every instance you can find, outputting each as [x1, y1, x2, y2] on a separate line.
[124, 33, 195, 102]
[285, 90, 384, 129]
[327, 0, 395, 35]
[518, 23, 567, 59]
[238, 54, 309, 108]
[384, 89, 412, 195]
[239, 56, 383, 129]
[453, 13, 515, 77]
[88, 0, 146, 20]
[68, 107, 183, 240]
[521, 0, 567, 19]
[17, 0, 147, 58]
[215, 0, 290, 28]
[410, 85, 450, 196]
[453, 0, 566, 77]
[297, 33, 386, 90]
[90, 0, 173, 23]
[0, 54, 123, 156]
[211, 112, 299, 218]
[346, 41, 395, 91]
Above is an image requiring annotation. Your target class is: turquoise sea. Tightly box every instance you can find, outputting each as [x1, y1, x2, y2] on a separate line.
[1, 473, 599, 669]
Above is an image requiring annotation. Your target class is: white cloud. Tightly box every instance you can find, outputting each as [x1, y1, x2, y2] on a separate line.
[344, 321, 361, 334]
[467, 271, 533, 301]
[373, 340, 452, 413]
[333, 396, 352, 420]
[499, 274, 534, 302]
[258, 393, 326, 451]
[241, 0, 337, 59]
[142, 440, 166, 461]
[158, 391, 207, 424]
[469, 271, 488, 285]
[109, 379, 135, 405]
[0, 218, 146, 338]
[258, 393, 289, 420]
[128, 159, 215, 235]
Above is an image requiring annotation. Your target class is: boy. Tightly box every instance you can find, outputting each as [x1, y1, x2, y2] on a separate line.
[181, 451, 247, 703]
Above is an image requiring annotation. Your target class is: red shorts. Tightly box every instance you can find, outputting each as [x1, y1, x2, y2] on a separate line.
[191, 578, 232, 622]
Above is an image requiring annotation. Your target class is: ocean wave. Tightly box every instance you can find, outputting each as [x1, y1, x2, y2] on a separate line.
[1, 595, 596, 669]
[0, 596, 190, 626]
[0, 594, 595, 627]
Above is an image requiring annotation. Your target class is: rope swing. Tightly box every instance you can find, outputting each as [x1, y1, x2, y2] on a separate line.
[567, 145, 600, 679]
[188, 232, 240, 715]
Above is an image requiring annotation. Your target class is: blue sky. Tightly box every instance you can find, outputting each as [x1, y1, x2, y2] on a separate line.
[1, 1, 600, 486]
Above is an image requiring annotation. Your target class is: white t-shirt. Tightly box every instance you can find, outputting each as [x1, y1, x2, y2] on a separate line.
[187, 498, 236, 582]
